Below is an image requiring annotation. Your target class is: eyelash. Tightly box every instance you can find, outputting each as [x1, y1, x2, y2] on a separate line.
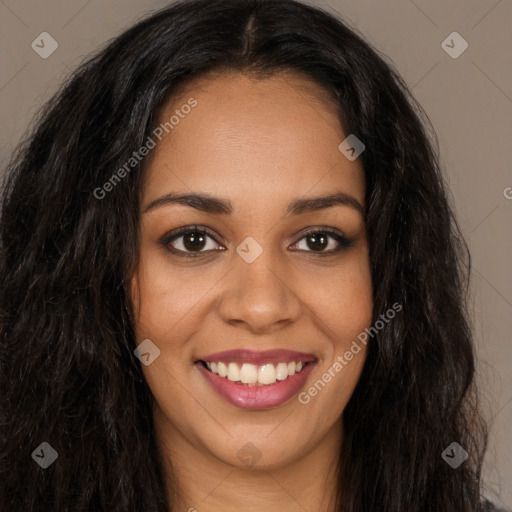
[159, 224, 355, 259]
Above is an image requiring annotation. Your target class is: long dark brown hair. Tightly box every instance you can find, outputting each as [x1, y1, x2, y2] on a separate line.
[0, 0, 489, 510]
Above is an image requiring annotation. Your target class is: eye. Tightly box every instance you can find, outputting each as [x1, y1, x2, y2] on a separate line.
[160, 225, 354, 259]
[160, 225, 224, 258]
[290, 228, 354, 255]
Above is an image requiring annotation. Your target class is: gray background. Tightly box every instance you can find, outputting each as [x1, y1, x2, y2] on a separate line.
[1, 0, 510, 508]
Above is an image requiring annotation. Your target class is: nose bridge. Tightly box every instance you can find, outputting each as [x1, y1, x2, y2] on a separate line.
[217, 239, 302, 332]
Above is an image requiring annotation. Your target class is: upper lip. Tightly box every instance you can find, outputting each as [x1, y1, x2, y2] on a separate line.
[197, 349, 317, 366]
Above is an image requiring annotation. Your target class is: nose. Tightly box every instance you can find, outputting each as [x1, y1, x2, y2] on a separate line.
[217, 250, 303, 334]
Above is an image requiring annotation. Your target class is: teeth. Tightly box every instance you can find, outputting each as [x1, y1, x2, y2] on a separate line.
[240, 363, 258, 384]
[276, 362, 288, 381]
[203, 360, 309, 385]
[258, 364, 276, 385]
[217, 361, 227, 377]
[227, 362, 240, 382]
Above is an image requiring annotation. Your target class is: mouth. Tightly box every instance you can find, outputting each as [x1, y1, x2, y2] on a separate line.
[195, 349, 317, 409]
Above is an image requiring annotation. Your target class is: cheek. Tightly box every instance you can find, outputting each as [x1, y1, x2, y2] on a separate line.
[299, 267, 371, 422]
[130, 254, 208, 340]
[311, 255, 373, 344]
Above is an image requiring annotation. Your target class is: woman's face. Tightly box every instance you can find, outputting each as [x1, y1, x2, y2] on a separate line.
[131, 71, 373, 470]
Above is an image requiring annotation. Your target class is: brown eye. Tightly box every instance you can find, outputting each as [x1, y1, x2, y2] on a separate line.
[181, 231, 207, 251]
[290, 228, 354, 255]
[160, 226, 224, 258]
[304, 232, 329, 251]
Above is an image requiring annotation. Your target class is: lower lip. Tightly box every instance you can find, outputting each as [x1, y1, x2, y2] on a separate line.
[196, 361, 316, 409]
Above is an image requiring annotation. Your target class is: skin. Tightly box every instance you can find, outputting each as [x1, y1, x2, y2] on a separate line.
[130, 71, 373, 512]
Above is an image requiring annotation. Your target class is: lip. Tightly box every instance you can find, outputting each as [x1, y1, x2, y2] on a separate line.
[196, 358, 317, 409]
[196, 349, 316, 366]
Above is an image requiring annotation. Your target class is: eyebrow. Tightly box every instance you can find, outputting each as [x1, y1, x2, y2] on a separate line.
[143, 191, 364, 216]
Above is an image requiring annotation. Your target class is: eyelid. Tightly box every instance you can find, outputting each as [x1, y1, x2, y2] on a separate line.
[159, 224, 224, 253]
[289, 226, 354, 255]
[159, 225, 354, 257]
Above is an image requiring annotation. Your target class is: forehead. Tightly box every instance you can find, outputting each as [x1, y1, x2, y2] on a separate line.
[142, 71, 365, 211]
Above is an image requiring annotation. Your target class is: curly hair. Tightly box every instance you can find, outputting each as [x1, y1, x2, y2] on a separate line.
[0, 0, 489, 510]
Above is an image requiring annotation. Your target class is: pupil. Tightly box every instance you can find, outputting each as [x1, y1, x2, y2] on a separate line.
[307, 233, 327, 251]
[184, 232, 206, 251]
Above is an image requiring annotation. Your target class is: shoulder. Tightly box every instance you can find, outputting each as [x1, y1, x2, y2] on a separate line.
[481, 498, 511, 512]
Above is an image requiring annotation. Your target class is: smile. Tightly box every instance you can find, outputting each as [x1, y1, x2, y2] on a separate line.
[196, 349, 317, 409]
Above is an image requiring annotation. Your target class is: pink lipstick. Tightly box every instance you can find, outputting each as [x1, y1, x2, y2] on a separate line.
[195, 349, 317, 409]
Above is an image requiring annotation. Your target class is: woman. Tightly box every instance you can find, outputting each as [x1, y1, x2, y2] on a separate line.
[0, 0, 507, 510]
